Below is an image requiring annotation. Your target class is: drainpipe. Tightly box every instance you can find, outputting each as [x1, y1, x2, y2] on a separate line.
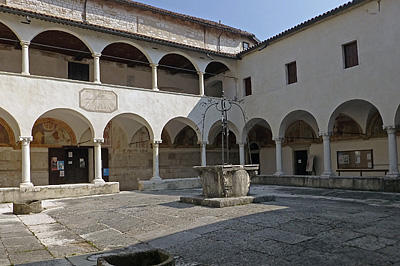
[82, 0, 88, 22]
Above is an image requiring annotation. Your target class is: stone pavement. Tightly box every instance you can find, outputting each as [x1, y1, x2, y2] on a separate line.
[1, 185, 400, 266]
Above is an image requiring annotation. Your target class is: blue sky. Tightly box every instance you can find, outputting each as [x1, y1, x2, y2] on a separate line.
[136, 0, 351, 41]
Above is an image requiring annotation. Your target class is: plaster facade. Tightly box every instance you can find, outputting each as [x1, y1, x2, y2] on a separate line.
[0, 0, 399, 192]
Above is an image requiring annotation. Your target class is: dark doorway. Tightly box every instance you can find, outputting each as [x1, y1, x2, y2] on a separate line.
[64, 147, 89, 183]
[101, 148, 109, 182]
[49, 147, 89, 184]
[249, 143, 260, 164]
[294, 150, 308, 175]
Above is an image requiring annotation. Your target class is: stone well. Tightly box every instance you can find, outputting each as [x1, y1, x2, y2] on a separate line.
[194, 165, 259, 198]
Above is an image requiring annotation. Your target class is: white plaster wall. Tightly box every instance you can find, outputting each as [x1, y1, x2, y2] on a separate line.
[239, 0, 400, 136]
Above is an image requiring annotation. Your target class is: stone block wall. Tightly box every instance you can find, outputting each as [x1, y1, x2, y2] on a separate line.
[6, 0, 253, 54]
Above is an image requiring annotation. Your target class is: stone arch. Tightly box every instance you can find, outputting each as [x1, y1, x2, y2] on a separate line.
[278, 110, 319, 139]
[208, 120, 240, 146]
[0, 19, 22, 41]
[158, 52, 199, 94]
[328, 99, 382, 134]
[0, 108, 20, 145]
[242, 118, 273, 145]
[367, 112, 386, 138]
[158, 51, 200, 73]
[30, 28, 94, 55]
[104, 113, 155, 149]
[0, 21, 22, 73]
[0, 117, 16, 148]
[285, 120, 319, 145]
[205, 61, 236, 99]
[32, 108, 93, 146]
[100, 41, 152, 64]
[31, 118, 77, 147]
[175, 126, 199, 147]
[331, 114, 363, 141]
[100, 41, 152, 88]
[162, 117, 201, 146]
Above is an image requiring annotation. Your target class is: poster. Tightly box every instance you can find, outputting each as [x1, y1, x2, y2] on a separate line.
[103, 168, 109, 176]
[80, 158, 85, 168]
[51, 157, 58, 170]
[57, 161, 64, 170]
[60, 171, 65, 177]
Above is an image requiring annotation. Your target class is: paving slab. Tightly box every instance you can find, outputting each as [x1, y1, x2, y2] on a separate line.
[0, 185, 398, 266]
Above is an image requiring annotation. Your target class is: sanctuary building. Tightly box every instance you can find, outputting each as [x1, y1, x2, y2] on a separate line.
[0, 0, 399, 194]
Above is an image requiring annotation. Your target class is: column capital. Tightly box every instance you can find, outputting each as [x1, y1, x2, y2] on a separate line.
[93, 138, 104, 143]
[20, 40, 30, 47]
[383, 125, 398, 131]
[318, 131, 332, 137]
[152, 139, 162, 145]
[274, 137, 284, 143]
[197, 71, 205, 76]
[198, 140, 208, 145]
[19, 136, 33, 142]
[237, 141, 246, 146]
[92, 52, 102, 58]
[150, 63, 158, 68]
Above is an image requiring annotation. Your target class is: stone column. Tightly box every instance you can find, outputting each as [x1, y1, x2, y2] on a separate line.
[384, 125, 400, 177]
[238, 142, 245, 165]
[151, 140, 162, 180]
[21, 41, 30, 75]
[234, 78, 239, 98]
[274, 138, 285, 176]
[150, 63, 159, 91]
[198, 71, 205, 96]
[92, 53, 101, 84]
[319, 132, 334, 176]
[20, 136, 33, 188]
[201, 141, 207, 166]
[93, 138, 105, 184]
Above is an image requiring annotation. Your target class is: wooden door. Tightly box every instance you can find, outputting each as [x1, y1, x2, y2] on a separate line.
[64, 148, 89, 183]
[295, 150, 308, 175]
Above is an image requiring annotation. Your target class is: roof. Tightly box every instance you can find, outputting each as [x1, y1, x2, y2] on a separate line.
[238, 0, 371, 57]
[0, 4, 238, 59]
[113, 0, 256, 38]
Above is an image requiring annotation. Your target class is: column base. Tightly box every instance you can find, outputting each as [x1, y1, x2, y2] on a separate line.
[92, 179, 105, 185]
[386, 172, 400, 179]
[152, 88, 159, 91]
[321, 172, 335, 177]
[273, 171, 285, 177]
[20, 182, 33, 188]
[150, 175, 162, 181]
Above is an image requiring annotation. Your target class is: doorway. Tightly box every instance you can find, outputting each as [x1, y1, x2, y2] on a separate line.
[49, 147, 89, 184]
[294, 150, 308, 175]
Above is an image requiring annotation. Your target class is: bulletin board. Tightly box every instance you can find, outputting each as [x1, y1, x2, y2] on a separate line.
[337, 149, 373, 169]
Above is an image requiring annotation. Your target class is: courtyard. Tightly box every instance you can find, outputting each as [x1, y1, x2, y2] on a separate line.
[1, 185, 400, 266]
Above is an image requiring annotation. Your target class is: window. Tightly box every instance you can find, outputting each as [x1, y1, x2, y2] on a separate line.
[286, 61, 297, 84]
[68, 62, 89, 81]
[244, 77, 252, 96]
[243, 41, 249, 50]
[343, 41, 358, 68]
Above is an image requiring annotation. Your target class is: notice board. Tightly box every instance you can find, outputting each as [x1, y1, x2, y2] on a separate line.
[337, 149, 373, 169]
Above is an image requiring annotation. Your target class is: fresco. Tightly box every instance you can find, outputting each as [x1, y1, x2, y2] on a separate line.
[32, 118, 76, 146]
